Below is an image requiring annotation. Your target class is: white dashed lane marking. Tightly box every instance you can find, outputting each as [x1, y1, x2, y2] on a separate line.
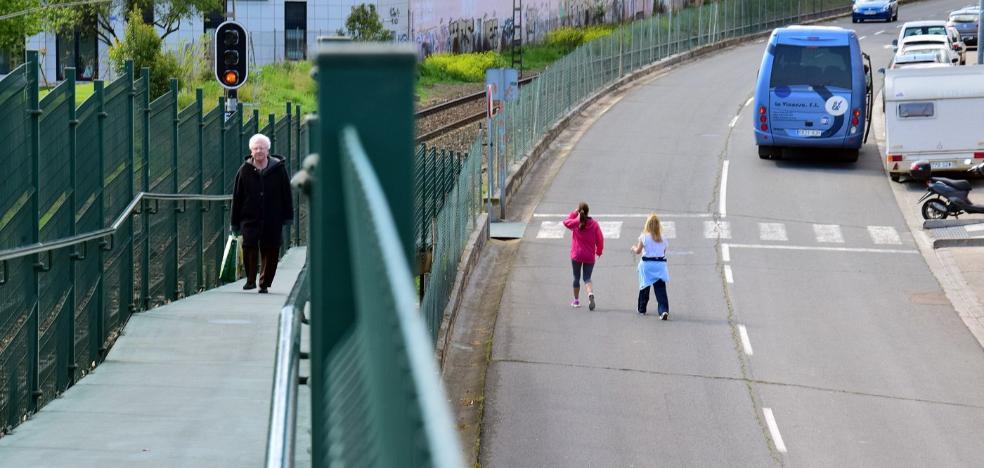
[599, 221, 623, 239]
[758, 223, 788, 241]
[536, 221, 566, 239]
[704, 220, 732, 239]
[764, 408, 788, 453]
[867, 226, 902, 245]
[813, 224, 844, 243]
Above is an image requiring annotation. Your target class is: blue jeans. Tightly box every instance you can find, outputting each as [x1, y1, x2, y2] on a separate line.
[638, 280, 668, 314]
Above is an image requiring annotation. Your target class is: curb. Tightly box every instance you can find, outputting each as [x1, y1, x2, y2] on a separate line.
[924, 219, 984, 229]
[934, 237, 984, 248]
[436, 212, 489, 369]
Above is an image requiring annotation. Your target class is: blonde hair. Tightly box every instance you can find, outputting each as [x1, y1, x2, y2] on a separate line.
[643, 213, 662, 242]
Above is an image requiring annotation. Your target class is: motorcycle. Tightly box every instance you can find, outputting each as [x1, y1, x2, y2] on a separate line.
[913, 160, 984, 220]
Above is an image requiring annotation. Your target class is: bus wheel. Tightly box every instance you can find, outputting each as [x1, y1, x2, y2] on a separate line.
[842, 149, 859, 163]
[758, 146, 775, 160]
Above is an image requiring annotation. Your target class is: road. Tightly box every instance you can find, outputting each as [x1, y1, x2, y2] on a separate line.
[481, 1, 984, 466]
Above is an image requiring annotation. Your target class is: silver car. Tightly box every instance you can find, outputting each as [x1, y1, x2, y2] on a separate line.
[948, 8, 980, 47]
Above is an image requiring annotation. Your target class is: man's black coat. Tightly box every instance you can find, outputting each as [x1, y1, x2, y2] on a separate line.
[231, 155, 294, 247]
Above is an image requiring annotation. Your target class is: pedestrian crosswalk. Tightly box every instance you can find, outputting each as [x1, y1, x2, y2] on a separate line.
[533, 218, 906, 247]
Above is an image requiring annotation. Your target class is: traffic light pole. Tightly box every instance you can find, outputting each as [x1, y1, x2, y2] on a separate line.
[225, 89, 238, 120]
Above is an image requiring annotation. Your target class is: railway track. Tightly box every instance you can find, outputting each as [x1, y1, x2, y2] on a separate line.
[415, 75, 535, 144]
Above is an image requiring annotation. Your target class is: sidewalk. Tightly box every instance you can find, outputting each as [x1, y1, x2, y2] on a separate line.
[0, 247, 308, 468]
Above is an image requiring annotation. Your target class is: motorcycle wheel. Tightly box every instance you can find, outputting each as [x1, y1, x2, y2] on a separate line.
[921, 199, 948, 220]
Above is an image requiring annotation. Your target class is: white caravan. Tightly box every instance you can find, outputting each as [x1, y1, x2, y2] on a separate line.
[882, 65, 984, 181]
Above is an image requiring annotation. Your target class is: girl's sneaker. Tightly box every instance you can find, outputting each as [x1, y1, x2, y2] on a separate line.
[588, 293, 596, 311]
[571, 299, 581, 308]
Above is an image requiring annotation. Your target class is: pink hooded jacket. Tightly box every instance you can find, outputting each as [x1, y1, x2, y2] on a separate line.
[563, 210, 604, 264]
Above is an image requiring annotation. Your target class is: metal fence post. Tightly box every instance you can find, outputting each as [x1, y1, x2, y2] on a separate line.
[293, 105, 302, 246]
[197, 89, 206, 289]
[140, 68, 151, 310]
[125, 61, 135, 313]
[26, 50, 42, 410]
[66, 67, 79, 383]
[170, 79, 179, 299]
[311, 43, 418, 466]
[94, 79, 107, 353]
[285, 102, 293, 246]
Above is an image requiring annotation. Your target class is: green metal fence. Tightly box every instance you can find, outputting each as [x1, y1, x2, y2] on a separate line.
[0, 52, 307, 434]
[308, 44, 463, 467]
[501, 0, 855, 168]
[413, 145, 468, 251]
[418, 137, 484, 341]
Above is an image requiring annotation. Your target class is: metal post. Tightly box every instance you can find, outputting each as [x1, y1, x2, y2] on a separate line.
[170, 79, 180, 299]
[95, 79, 107, 348]
[141, 68, 151, 309]
[285, 102, 293, 246]
[293, 105, 302, 246]
[125, 61, 135, 312]
[26, 50, 42, 409]
[197, 89, 206, 290]
[978, 0, 983, 65]
[66, 67, 79, 383]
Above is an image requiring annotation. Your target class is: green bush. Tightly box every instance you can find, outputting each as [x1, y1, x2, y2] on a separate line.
[419, 52, 506, 82]
[545, 25, 616, 53]
[108, 9, 182, 99]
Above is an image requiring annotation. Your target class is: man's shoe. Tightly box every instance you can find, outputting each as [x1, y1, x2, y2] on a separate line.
[259, 287, 269, 294]
[588, 293, 596, 311]
[660, 312, 669, 321]
[243, 283, 257, 290]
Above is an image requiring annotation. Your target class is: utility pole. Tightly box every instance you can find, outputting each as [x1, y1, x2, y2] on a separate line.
[978, 0, 983, 64]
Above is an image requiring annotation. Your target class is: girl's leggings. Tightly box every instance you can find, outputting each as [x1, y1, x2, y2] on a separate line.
[638, 281, 669, 314]
[571, 260, 595, 288]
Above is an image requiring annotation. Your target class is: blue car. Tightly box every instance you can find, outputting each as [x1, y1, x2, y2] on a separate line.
[852, 0, 899, 23]
[753, 26, 873, 161]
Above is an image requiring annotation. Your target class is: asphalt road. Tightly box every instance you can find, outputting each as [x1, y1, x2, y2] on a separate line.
[482, 1, 984, 466]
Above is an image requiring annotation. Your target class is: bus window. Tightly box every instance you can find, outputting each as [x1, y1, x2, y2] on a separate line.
[770, 44, 853, 89]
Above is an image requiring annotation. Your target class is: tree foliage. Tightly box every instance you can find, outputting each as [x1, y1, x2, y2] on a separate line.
[108, 9, 181, 99]
[43, 0, 222, 47]
[0, 0, 43, 55]
[340, 4, 395, 42]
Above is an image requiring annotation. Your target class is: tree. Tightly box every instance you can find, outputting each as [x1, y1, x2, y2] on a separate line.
[108, 9, 181, 99]
[0, 0, 43, 55]
[43, 0, 222, 48]
[339, 4, 394, 42]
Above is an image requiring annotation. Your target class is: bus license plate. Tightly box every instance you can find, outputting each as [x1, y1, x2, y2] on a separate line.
[797, 129, 822, 137]
[930, 161, 954, 169]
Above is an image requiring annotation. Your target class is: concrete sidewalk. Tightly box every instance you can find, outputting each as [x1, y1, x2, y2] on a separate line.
[0, 247, 308, 468]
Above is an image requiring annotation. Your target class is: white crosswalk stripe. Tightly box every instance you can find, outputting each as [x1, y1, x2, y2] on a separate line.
[758, 223, 788, 241]
[662, 221, 676, 239]
[813, 224, 844, 243]
[599, 221, 623, 239]
[536, 221, 566, 239]
[867, 226, 902, 245]
[704, 220, 732, 239]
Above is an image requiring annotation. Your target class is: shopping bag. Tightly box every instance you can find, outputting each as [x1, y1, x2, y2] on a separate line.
[219, 234, 240, 282]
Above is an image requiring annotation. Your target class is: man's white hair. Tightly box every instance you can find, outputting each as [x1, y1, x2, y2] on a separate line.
[249, 133, 271, 150]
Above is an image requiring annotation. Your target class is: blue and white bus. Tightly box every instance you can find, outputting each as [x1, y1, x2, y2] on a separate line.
[753, 26, 872, 161]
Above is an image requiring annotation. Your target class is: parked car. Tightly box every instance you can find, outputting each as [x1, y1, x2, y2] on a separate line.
[897, 34, 961, 65]
[894, 20, 950, 49]
[890, 46, 953, 69]
[852, 0, 899, 22]
[946, 25, 968, 64]
[948, 8, 979, 47]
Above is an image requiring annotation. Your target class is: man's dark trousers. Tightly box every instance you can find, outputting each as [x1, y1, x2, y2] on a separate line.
[243, 245, 280, 288]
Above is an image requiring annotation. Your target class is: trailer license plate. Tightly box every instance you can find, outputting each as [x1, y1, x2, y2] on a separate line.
[797, 129, 821, 137]
[930, 161, 953, 169]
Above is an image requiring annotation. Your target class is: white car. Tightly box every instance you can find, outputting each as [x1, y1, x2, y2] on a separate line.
[890, 46, 952, 69]
[897, 34, 961, 65]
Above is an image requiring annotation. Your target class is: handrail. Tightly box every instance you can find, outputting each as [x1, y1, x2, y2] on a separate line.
[265, 263, 308, 468]
[0, 191, 232, 262]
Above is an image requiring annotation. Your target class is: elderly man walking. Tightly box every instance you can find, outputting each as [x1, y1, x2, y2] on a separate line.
[231, 133, 294, 293]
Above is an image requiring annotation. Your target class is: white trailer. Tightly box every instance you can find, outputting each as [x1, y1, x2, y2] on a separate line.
[882, 65, 984, 181]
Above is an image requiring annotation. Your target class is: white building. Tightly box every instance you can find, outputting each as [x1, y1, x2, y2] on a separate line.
[20, 0, 410, 85]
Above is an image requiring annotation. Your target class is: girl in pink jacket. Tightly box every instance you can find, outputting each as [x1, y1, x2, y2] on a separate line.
[563, 202, 604, 310]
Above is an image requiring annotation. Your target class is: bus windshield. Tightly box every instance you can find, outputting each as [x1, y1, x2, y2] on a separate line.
[770, 44, 853, 90]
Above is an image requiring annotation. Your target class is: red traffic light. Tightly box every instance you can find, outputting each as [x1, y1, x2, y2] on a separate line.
[222, 71, 239, 86]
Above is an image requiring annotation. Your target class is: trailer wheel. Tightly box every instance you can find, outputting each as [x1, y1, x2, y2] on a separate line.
[890, 173, 901, 183]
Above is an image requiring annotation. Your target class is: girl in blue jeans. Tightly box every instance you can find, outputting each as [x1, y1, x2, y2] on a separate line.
[631, 213, 670, 320]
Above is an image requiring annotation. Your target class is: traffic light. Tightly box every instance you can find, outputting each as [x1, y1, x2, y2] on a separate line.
[214, 21, 248, 89]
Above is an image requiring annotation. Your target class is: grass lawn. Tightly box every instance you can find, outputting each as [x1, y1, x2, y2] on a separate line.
[39, 81, 94, 105]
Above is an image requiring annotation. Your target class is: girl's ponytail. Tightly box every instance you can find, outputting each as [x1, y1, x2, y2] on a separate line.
[578, 202, 589, 230]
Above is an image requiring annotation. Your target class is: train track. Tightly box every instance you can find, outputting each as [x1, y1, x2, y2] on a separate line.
[415, 75, 536, 144]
